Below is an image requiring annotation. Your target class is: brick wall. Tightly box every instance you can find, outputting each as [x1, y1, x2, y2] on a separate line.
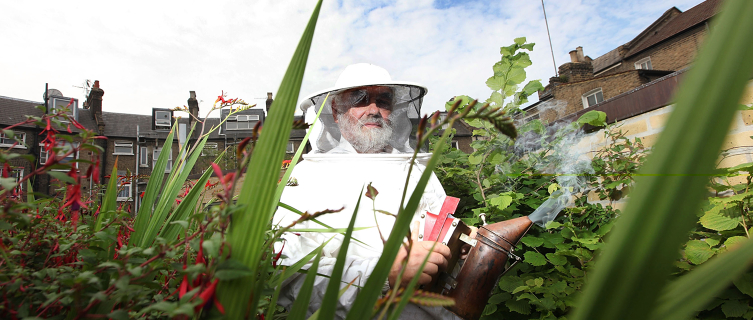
[539, 71, 646, 122]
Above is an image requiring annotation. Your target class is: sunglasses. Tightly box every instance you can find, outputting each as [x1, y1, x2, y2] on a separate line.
[337, 87, 395, 110]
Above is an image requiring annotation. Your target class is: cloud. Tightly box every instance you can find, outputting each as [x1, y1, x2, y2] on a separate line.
[0, 0, 707, 117]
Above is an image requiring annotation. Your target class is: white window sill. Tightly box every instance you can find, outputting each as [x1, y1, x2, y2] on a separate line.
[0, 144, 27, 149]
[139, 164, 149, 168]
[113, 153, 134, 156]
[116, 198, 131, 202]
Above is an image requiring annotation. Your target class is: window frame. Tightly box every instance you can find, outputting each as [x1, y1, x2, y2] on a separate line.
[0, 132, 27, 149]
[116, 171, 132, 201]
[153, 147, 173, 173]
[154, 110, 172, 129]
[226, 113, 260, 131]
[286, 142, 295, 154]
[1, 167, 24, 195]
[202, 142, 219, 156]
[582, 88, 605, 108]
[634, 56, 653, 70]
[50, 141, 79, 171]
[451, 140, 459, 149]
[113, 141, 134, 155]
[140, 146, 149, 167]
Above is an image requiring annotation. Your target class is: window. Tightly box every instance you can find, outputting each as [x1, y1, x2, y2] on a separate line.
[0, 132, 26, 148]
[153, 147, 173, 173]
[39, 145, 50, 164]
[113, 141, 133, 155]
[140, 147, 148, 167]
[50, 97, 77, 121]
[155, 110, 172, 129]
[582, 88, 604, 108]
[286, 142, 295, 154]
[226, 114, 260, 130]
[116, 170, 132, 201]
[202, 142, 219, 156]
[634, 57, 652, 70]
[440, 114, 449, 130]
[0, 167, 23, 195]
[451, 141, 459, 149]
[50, 141, 79, 171]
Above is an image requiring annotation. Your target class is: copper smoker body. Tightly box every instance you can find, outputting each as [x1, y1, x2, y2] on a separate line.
[445, 216, 533, 320]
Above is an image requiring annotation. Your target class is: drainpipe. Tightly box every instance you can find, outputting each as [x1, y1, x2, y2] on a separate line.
[135, 125, 140, 214]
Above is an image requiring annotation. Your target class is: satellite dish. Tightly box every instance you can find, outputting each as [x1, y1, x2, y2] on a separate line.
[44, 89, 63, 99]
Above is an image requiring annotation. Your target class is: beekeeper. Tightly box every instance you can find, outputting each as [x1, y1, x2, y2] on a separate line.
[274, 63, 460, 319]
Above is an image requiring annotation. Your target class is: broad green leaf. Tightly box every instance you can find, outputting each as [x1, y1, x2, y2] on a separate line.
[524, 251, 547, 266]
[685, 240, 715, 265]
[468, 154, 483, 165]
[506, 299, 531, 315]
[513, 37, 526, 45]
[577, 110, 607, 126]
[486, 75, 505, 92]
[725, 236, 747, 248]
[734, 273, 753, 299]
[217, 2, 323, 317]
[490, 194, 512, 210]
[521, 236, 544, 248]
[700, 211, 739, 231]
[722, 299, 748, 318]
[546, 253, 567, 266]
[572, 2, 753, 319]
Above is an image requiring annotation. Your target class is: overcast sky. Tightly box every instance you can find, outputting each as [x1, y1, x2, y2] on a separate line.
[2, 0, 706, 117]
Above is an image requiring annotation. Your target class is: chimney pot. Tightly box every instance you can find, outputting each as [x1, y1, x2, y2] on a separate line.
[93, 80, 100, 88]
[569, 50, 578, 63]
[576, 46, 585, 62]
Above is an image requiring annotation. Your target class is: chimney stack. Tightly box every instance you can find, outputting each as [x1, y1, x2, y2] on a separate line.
[266, 92, 274, 113]
[188, 91, 199, 128]
[87, 80, 105, 133]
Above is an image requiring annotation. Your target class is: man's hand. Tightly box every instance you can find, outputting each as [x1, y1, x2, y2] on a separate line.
[388, 222, 452, 288]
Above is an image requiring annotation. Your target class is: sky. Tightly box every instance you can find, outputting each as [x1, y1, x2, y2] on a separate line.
[1, 0, 707, 117]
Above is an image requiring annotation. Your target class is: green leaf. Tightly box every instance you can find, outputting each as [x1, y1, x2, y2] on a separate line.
[577, 110, 607, 126]
[685, 240, 715, 265]
[524, 251, 547, 266]
[506, 299, 531, 315]
[46, 171, 76, 185]
[485, 76, 505, 92]
[215, 259, 254, 281]
[572, 2, 753, 319]
[725, 236, 747, 249]
[546, 253, 567, 266]
[288, 250, 322, 320]
[217, 2, 323, 317]
[521, 236, 544, 248]
[699, 211, 739, 231]
[468, 154, 483, 165]
[722, 299, 748, 318]
[318, 188, 363, 320]
[734, 273, 753, 298]
[513, 37, 526, 45]
[490, 195, 512, 210]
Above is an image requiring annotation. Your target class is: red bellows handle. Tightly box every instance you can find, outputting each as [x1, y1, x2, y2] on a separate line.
[424, 197, 460, 242]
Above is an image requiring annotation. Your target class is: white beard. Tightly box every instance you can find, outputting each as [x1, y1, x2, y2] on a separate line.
[337, 113, 394, 153]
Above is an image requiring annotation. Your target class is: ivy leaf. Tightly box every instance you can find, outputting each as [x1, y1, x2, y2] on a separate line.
[685, 240, 715, 265]
[722, 299, 748, 318]
[524, 251, 547, 266]
[521, 236, 544, 248]
[700, 211, 739, 231]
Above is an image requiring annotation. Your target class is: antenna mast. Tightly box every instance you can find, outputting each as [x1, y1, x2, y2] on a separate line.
[541, 0, 558, 76]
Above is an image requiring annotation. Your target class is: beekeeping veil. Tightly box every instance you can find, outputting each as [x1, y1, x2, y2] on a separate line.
[299, 63, 427, 153]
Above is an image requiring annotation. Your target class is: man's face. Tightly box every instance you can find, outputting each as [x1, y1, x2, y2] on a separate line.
[333, 86, 396, 153]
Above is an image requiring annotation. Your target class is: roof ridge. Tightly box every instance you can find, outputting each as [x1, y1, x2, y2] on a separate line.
[0, 95, 43, 104]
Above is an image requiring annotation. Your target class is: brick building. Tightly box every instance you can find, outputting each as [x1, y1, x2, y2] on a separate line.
[524, 0, 721, 124]
[0, 82, 312, 211]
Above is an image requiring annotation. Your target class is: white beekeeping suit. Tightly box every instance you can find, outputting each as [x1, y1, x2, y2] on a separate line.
[274, 64, 461, 320]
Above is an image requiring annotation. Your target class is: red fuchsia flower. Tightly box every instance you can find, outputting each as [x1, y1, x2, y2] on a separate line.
[140, 191, 145, 198]
[59, 184, 85, 226]
[71, 118, 86, 130]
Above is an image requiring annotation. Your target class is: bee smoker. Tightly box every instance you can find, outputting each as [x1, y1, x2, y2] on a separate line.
[419, 197, 533, 320]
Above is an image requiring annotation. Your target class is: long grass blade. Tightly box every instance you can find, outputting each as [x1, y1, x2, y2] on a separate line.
[318, 188, 363, 320]
[346, 132, 451, 320]
[571, 1, 753, 319]
[288, 250, 323, 320]
[95, 157, 119, 232]
[386, 242, 439, 320]
[130, 123, 176, 246]
[216, 1, 322, 317]
[650, 238, 753, 320]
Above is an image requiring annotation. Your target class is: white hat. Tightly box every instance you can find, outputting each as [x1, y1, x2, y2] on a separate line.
[299, 63, 428, 154]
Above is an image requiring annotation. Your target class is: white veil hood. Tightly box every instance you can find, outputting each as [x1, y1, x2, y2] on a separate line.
[299, 63, 428, 154]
